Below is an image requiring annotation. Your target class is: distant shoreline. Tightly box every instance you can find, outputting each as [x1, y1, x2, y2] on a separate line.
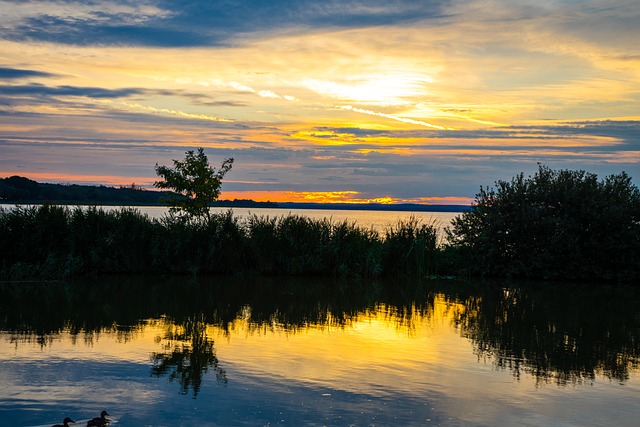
[1, 175, 470, 213]
[1, 200, 470, 213]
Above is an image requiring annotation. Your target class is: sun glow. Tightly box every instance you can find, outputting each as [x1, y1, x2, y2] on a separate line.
[221, 191, 469, 205]
[303, 72, 434, 106]
[222, 190, 398, 204]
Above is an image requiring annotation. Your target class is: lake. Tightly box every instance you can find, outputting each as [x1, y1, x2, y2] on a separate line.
[1, 276, 638, 426]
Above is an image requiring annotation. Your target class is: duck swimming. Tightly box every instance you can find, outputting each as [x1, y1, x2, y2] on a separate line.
[52, 418, 75, 427]
[86, 411, 110, 427]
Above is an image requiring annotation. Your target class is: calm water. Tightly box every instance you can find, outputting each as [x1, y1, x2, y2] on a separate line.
[1, 277, 639, 426]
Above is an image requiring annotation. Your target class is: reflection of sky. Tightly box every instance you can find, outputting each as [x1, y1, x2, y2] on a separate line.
[2, 298, 639, 426]
[1, 1, 639, 203]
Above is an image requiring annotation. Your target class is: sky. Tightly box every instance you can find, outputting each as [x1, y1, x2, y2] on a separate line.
[1, 0, 639, 205]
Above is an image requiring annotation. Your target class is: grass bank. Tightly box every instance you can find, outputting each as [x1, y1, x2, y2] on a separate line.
[0, 205, 445, 280]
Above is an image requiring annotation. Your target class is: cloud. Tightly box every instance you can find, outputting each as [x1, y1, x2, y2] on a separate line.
[0, 83, 144, 98]
[341, 106, 448, 130]
[1, 0, 449, 47]
[1, 0, 639, 203]
[6, 14, 213, 47]
[120, 101, 234, 123]
[0, 66, 56, 79]
[313, 120, 640, 150]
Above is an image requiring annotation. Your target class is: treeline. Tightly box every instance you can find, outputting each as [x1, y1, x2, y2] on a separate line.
[0, 175, 277, 208]
[0, 205, 440, 280]
[0, 175, 168, 205]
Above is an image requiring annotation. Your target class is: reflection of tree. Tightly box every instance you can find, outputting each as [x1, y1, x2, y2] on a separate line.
[2, 276, 640, 390]
[150, 315, 226, 397]
[449, 283, 640, 385]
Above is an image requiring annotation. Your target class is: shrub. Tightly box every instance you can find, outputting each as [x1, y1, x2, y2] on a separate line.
[446, 164, 640, 280]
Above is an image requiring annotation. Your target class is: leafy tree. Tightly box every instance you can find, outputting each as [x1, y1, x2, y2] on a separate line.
[446, 164, 640, 280]
[154, 148, 233, 219]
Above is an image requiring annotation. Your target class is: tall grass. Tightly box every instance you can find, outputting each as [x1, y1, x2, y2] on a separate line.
[0, 205, 443, 280]
[382, 216, 439, 277]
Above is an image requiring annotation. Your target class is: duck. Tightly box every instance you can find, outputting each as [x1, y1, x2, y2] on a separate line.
[52, 418, 75, 427]
[86, 411, 110, 427]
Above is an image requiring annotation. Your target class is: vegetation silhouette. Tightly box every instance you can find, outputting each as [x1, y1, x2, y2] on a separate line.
[154, 148, 233, 220]
[0, 206, 440, 279]
[4, 163, 639, 281]
[446, 164, 640, 280]
[0, 175, 169, 205]
[1, 276, 639, 390]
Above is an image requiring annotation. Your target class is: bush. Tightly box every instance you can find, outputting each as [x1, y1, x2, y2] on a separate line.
[446, 164, 640, 280]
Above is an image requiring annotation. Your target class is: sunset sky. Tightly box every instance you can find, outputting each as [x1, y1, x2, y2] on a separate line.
[1, 0, 639, 204]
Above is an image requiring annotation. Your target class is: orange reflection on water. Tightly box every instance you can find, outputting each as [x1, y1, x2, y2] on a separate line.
[210, 297, 470, 397]
[0, 321, 166, 363]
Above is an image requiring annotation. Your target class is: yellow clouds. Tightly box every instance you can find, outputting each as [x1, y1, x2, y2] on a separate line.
[223, 190, 396, 204]
[120, 102, 234, 123]
[342, 106, 449, 130]
[222, 190, 471, 205]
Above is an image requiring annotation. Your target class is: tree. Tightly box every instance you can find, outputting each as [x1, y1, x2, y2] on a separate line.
[154, 148, 234, 219]
[446, 164, 640, 281]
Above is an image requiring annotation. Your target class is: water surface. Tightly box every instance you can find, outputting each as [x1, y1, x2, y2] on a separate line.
[1, 277, 638, 426]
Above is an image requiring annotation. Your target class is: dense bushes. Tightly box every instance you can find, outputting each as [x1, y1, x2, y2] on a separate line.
[0, 205, 440, 280]
[446, 164, 640, 280]
[4, 165, 639, 282]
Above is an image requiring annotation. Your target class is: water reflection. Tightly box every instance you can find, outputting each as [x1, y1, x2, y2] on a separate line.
[449, 282, 640, 385]
[1, 276, 639, 393]
[151, 314, 227, 397]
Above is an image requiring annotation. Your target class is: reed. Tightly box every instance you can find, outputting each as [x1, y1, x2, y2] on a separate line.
[382, 216, 439, 277]
[0, 205, 443, 280]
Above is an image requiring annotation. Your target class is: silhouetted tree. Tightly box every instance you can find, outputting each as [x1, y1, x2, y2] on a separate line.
[154, 148, 233, 220]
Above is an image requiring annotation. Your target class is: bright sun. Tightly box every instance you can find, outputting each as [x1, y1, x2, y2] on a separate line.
[303, 72, 433, 106]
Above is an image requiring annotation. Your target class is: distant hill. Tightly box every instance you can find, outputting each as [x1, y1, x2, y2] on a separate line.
[0, 176, 468, 212]
[0, 175, 170, 205]
[0, 176, 276, 208]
